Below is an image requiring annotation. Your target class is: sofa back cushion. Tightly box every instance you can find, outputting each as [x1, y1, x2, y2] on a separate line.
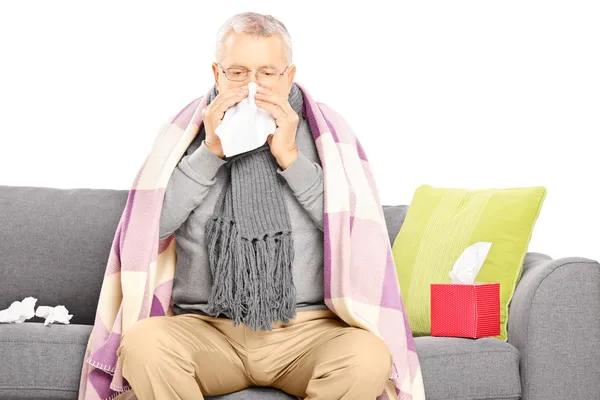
[383, 205, 409, 245]
[0, 185, 408, 326]
[0, 185, 127, 325]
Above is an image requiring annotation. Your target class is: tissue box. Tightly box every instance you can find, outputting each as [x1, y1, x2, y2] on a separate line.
[430, 283, 500, 338]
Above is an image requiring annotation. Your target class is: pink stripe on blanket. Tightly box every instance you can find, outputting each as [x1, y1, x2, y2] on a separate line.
[407, 347, 421, 381]
[171, 93, 210, 131]
[119, 192, 135, 257]
[380, 250, 405, 311]
[90, 304, 123, 353]
[378, 307, 421, 393]
[105, 228, 123, 276]
[355, 139, 368, 162]
[158, 234, 174, 254]
[90, 368, 114, 400]
[318, 102, 356, 144]
[138, 278, 173, 319]
[318, 103, 369, 163]
[295, 82, 331, 141]
[323, 114, 340, 143]
[150, 295, 165, 317]
[150, 280, 174, 317]
[89, 313, 110, 352]
[347, 217, 388, 304]
[323, 213, 332, 300]
[376, 307, 410, 379]
[89, 332, 121, 372]
[120, 189, 165, 271]
[171, 97, 202, 130]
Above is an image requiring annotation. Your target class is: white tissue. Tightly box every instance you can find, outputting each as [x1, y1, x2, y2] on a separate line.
[215, 82, 277, 157]
[35, 305, 73, 326]
[0, 296, 37, 323]
[448, 242, 493, 283]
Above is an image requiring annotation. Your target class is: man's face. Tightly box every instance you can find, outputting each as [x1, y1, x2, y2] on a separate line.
[212, 31, 296, 99]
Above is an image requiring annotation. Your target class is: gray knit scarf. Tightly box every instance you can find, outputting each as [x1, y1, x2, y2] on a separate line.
[204, 83, 305, 331]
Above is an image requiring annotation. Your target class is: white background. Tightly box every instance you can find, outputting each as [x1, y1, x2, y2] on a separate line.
[1, 1, 598, 261]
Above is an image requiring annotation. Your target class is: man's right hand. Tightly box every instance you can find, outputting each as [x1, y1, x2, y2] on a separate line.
[201, 85, 249, 159]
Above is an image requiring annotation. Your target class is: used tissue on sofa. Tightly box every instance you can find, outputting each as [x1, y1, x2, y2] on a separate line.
[448, 242, 493, 283]
[35, 305, 73, 326]
[0, 296, 37, 323]
[215, 81, 277, 157]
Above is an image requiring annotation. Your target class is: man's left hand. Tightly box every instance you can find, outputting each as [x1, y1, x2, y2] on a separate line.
[254, 85, 300, 170]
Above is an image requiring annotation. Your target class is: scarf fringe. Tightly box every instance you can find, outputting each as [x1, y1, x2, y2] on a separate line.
[206, 216, 296, 331]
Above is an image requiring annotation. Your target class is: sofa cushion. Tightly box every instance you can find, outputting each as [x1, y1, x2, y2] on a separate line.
[0, 323, 90, 399]
[415, 336, 521, 400]
[207, 387, 296, 399]
[382, 204, 408, 245]
[0, 185, 128, 326]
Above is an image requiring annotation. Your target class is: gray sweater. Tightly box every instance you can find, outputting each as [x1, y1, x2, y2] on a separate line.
[159, 110, 327, 316]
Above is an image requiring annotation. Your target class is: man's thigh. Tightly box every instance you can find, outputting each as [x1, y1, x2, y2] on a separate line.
[118, 313, 252, 396]
[268, 321, 392, 398]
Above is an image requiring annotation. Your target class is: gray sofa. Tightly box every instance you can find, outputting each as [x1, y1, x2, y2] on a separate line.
[1, 184, 599, 400]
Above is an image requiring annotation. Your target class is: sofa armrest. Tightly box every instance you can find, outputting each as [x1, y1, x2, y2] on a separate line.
[507, 252, 600, 400]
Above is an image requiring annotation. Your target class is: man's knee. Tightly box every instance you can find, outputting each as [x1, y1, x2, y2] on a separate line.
[117, 316, 170, 368]
[344, 329, 392, 384]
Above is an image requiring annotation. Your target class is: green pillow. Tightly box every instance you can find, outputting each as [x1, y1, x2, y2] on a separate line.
[392, 184, 547, 341]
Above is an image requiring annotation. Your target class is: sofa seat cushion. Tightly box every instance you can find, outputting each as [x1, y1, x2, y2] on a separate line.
[1, 323, 521, 400]
[415, 336, 521, 400]
[207, 387, 296, 399]
[0, 323, 295, 400]
[0, 323, 90, 399]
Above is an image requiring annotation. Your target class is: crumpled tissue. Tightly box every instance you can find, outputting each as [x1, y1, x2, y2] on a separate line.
[0, 296, 37, 323]
[35, 305, 73, 326]
[448, 242, 493, 283]
[215, 81, 277, 157]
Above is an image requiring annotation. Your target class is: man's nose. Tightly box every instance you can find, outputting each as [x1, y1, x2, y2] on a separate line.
[247, 71, 259, 83]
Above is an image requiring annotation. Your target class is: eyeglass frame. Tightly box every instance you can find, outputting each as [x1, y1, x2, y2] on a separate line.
[217, 62, 290, 82]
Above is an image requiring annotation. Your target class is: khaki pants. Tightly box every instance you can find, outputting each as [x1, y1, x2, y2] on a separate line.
[117, 309, 392, 400]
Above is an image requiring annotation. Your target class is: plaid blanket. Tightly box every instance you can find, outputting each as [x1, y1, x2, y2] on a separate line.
[77, 82, 425, 400]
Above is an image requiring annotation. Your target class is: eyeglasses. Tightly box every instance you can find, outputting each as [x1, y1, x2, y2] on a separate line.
[218, 63, 289, 82]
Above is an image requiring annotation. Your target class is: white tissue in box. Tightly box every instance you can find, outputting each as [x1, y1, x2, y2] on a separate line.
[215, 82, 277, 157]
[448, 242, 493, 283]
[35, 305, 73, 326]
[0, 296, 37, 323]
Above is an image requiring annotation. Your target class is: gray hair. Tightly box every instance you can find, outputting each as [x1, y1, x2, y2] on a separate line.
[215, 12, 292, 64]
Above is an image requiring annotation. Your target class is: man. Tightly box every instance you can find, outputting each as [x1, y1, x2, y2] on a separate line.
[117, 11, 392, 400]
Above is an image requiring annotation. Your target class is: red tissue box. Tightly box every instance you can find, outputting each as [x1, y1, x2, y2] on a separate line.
[430, 283, 500, 338]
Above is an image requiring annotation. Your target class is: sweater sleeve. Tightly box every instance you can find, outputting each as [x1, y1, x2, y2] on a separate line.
[277, 150, 324, 231]
[158, 141, 227, 240]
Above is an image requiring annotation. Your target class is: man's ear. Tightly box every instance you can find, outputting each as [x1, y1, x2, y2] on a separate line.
[212, 62, 220, 89]
[287, 64, 297, 87]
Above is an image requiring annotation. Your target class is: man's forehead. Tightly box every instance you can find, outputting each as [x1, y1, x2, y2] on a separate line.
[226, 62, 281, 69]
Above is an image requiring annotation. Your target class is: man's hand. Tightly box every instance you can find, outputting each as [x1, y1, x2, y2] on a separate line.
[254, 85, 300, 170]
[201, 85, 249, 159]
